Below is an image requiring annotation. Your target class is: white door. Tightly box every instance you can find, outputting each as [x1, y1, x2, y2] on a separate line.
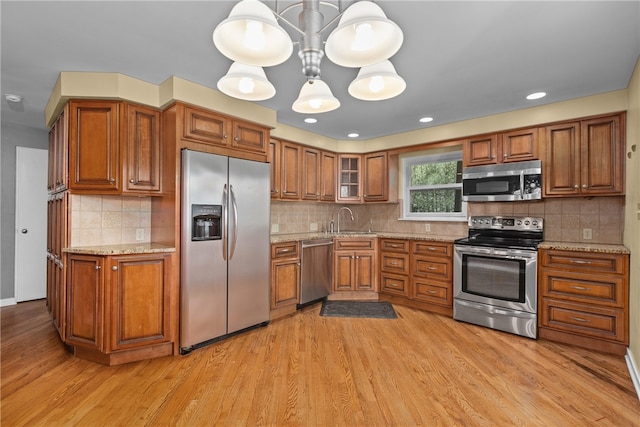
[14, 147, 48, 302]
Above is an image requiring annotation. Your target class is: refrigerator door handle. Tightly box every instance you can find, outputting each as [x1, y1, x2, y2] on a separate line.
[222, 184, 228, 261]
[229, 185, 239, 260]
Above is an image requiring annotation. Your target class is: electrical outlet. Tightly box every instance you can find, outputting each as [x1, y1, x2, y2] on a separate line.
[136, 228, 144, 241]
[271, 223, 279, 233]
[582, 228, 592, 240]
[310, 222, 318, 232]
[424, 223, 431, 232]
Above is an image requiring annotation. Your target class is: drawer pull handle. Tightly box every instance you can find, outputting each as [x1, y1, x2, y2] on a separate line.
[570, 260, 591, 264]
[279, 249, 291, 253]
[390, 262, 398, 266]
[569, 285, 590, 291]
[390, 244, 400, 248]
[427, 247, 437, 251]
[427, 266, 436, 270]
[570, 316, 589, 323]
[427, 290, 437, 294]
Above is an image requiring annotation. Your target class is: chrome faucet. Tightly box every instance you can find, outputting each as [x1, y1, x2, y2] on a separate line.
[336, 207, 355, 233]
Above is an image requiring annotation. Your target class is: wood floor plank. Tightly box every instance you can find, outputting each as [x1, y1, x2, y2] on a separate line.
[2, 300, 639, 426]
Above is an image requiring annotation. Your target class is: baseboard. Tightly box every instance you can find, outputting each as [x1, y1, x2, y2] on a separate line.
[0, 298, 17, 307]
[625, 348, 640, 401]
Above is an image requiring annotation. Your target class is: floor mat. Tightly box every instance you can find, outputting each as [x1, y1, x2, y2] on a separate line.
[319, 300, 397, 319]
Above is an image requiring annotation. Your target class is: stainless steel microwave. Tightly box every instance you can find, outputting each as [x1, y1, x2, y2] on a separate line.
[462, 160, 542, 202]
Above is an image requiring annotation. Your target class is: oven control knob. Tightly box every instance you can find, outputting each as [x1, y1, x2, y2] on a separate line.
[524, 220, 530, 225]
[516, 220, 522, 225]
[532, 220, 538, 226]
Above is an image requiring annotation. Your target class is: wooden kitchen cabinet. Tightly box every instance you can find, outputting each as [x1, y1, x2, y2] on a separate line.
[379, 238, 410, 297]
[279, 140, 302, 200]
[302, 146, 321, 200]
[47, 192, 69, 339]
[124, 103, 162, 193]
[463, 128, 538, 167]
[180, 103, 268, 158]
[268, 139, 281, 199]
[320, 151, 337, 201]
[363, 152, 389, 202]
[66, 252, 174, 365]
[48, 105, 68, 193]
[543, 113, 625, 197]
[338, 152, 390, 203]
[67, 100, 164, 195]
[333, 238, 376, 292]
[68, 100, 123, 193]
[270, 242, 300, 317]
[538, 248, 629, 355]
[411, 241, 453, 315]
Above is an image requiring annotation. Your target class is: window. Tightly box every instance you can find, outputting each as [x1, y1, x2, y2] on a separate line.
[401, 151, 467, 221]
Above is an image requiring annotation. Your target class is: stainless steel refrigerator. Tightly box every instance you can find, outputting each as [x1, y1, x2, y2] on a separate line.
[180, 149, 270, 353]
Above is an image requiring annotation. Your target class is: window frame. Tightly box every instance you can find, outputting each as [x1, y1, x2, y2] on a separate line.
[400, 151, 467, 221]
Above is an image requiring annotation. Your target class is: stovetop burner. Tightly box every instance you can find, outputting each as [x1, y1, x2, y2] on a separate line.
[454, 216, 544, 250]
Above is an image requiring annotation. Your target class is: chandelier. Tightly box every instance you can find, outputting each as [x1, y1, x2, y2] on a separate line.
[213, 0, 405, 114]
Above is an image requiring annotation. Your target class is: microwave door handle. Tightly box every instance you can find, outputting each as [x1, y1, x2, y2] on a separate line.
[520, 172, 525, 200]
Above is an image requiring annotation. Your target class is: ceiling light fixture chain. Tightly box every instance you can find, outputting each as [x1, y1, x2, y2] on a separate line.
[213, 0, 405, 113]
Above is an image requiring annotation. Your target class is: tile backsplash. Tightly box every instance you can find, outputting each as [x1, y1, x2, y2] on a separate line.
[70, 195, 151, 246]
[271, 196, 625, 245]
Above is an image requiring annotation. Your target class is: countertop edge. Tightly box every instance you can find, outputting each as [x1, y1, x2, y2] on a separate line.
[63, 244, 176, 256]
[537, 241, 630, 254]
[270, 232, 462, 244]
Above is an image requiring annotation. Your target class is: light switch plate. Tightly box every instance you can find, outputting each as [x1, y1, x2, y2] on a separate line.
[424, 223, 431, 232]
[310, 222, 318, 232]
[271, 223, 279, 233]
[136, 228, 144, 241]
[582, 228, 592, 240]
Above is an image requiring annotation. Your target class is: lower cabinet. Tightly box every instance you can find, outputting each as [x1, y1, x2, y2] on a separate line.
[379, 238, 453, 316]
[333, 238, 376, 293]
[270, 241, 300, 311]
[538, 248, 629, 355]
[66, 252, 174, 365]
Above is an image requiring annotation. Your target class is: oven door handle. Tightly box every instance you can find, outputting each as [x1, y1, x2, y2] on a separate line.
[454, 246, 492, 255]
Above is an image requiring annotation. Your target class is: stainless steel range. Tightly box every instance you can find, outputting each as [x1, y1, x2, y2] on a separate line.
[453, 216, 543, 339]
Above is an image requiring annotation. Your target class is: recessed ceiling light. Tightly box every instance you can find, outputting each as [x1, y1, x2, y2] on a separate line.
[304, 117, 317, 124]
[4, 93, 23, 103]
[419, 116, 434, 123]
[526, 92, 546, 100]
[348, 133, 359, 138]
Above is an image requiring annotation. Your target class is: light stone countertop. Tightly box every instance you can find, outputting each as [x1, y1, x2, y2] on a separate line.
[270, 231, 463, 244]
[538, 241, 630, 254]
[63, 243, 176, 256]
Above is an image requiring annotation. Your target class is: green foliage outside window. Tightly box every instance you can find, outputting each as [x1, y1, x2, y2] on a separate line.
[408, 160, 462, 214]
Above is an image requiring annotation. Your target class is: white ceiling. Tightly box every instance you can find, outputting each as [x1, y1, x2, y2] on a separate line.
[1, 1, 639, 140]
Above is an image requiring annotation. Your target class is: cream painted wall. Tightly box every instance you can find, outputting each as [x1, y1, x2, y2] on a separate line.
[624, 57, 640, 375]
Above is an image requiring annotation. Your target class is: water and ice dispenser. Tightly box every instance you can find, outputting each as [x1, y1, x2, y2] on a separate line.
[191, 204, 222, 241]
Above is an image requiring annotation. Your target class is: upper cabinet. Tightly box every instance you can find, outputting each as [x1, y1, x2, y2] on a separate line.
[270, 139, 336, 202]
[179, 103, 269, 160]
[543, 113, 625, 197]
[48, 104, 68, 193]
[338, 152, 392, 203]
[463, 128, 538, 167]
[124, 104, 162, 193]
[68, 100, 123, 193]
[65, 100, 164, 196]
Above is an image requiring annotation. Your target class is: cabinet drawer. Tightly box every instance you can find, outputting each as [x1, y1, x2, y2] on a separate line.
[413, 256, 452, 281]
[380, 273, 409, 296]
[334, 238, 374, 251]
[271, 242, 299, 259]
[380, 253, 410, 275]
[412, 241, 452, 258]
[412, 278, 452, 307]
[540, 250, 626, 274]
[540, 298, 626, 343]
[379, 239, 409, 253]
[539, 270, 624, 307]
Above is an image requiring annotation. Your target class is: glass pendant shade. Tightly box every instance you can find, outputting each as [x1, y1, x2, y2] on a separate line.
[217, 62, 276, 101]
[292, 80, 340, 114]
[213, 0, 293, 67]
[325, 1, 403, 68]
[348, 60, 406, 101]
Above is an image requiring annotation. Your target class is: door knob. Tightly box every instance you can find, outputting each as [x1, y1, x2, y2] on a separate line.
[21, 229, 27, 234]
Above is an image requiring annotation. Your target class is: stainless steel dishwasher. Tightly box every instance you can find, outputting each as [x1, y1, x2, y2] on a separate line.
[299, 239, 333, 307]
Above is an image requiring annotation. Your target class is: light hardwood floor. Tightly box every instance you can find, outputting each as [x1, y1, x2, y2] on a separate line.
[2, 299, 639, 426]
